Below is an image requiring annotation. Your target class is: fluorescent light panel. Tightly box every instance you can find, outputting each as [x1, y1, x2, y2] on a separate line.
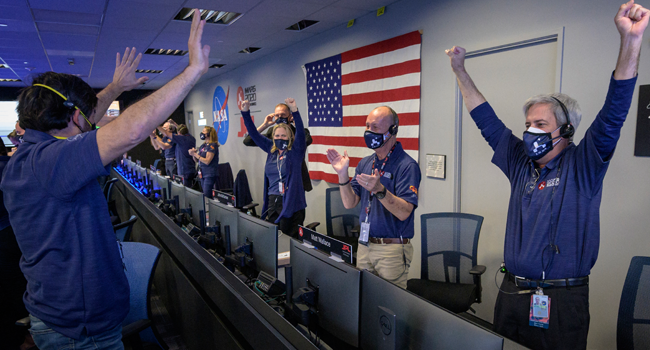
[0, 79, 21, 82]
[136, 69, 163, 74]
[286, 20, 319, 31]
[239, 47, 261, 54]
[174, 8, 242, 25]
[144, 48, 188, 56]
[0, 64, 8, 68]
[209, 64, 224, 68]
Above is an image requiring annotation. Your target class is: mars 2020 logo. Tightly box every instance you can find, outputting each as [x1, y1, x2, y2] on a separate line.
[213, 86, 230, 145]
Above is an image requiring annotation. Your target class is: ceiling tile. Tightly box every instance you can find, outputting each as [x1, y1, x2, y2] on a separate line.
[28, 0, 107, 14]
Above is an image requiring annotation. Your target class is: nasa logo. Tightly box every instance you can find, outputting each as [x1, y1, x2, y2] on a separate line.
[237, 86, 245, 110]
[212, 86, 230, 145]
[538, 181, 546, 190]
[299, 227, 303, 237]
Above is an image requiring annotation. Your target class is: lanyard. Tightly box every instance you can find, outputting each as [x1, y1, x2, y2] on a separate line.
[277, 151, 285, 186]
[364, 144, 396, 222]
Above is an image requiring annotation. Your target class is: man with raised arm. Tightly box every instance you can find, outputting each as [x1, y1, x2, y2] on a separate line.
[0, 9, 210, 349]
[446, 1, 648, 349]
[326, 106, 421, 289]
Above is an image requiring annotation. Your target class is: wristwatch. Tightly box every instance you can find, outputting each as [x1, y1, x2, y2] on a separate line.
[375, 185, 387, 199]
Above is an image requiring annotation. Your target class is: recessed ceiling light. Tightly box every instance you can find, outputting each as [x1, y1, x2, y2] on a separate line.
[239, 47, 261, 54]
[0, 79, 21, 82]
[135, 69, 163, 74]
[286, 20, 319, 31]
[24, 62, 28, 64]
[144, 48, 188, 56]
[209, 64, 225, 69]
[0, 64, 8, 69]
[174, 8, 242, 26]
[0, 24, 7, 27]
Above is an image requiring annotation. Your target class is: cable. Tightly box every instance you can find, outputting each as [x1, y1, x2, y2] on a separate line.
[494, 267, 535, 295]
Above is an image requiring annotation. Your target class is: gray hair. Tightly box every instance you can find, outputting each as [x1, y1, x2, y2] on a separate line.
[523, 93, 582, 139]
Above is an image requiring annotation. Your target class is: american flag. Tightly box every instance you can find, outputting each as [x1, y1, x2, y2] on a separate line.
[304, 31, 421, 183]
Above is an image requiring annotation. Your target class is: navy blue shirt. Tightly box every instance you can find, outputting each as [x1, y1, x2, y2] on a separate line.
[0, 155, 11, 230]
[242, 110, 307, 222]
[162, 134, 176, 159]
[469, 75, 636, 280]
[351, 142, 420, 239]
[266, 152, 289, 196]
[198, 142, 219, 177]
[171, 133, 196, 176]
[0, 129, 129, 339]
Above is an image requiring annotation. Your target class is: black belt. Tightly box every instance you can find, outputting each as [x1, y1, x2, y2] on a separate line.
[165, 158, 175, 160]
[507, 272, 589, 289]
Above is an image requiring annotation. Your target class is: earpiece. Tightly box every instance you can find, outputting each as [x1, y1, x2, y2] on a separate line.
[388, 124, 398, 135]
[551, 96, 574, 139]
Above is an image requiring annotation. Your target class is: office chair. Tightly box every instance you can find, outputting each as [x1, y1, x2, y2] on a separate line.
[325, 187, 359, 249]
[121, 242, 165, 350]
[232, 169, 259, 217]
[617, 256, 650, 349]
[407, 212, 486, 313]
[103, 178, 121, 225]
[217, 163, 234, 193]
[103, 178, 119, 200]
[114, 215, 138, 242]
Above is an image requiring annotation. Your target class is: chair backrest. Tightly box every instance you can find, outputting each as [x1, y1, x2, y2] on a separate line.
[121, 242, 162, 347]
[114, 215, 138, 242]
[325, 187, 360, 238]
[420, 213, 483, 284]
[153, 159, 161, 170]
[217, 163, 234, 191]
[233, 169, 253, 208]
[617, 256, 650, 349]
[103, 178, 119, 201]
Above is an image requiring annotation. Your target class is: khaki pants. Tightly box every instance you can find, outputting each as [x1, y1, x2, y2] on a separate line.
[357, 242, 413, 288]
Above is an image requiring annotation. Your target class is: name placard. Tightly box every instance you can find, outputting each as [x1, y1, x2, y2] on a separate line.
[298, 226, 353, 264]
[213, 190, 236, 207]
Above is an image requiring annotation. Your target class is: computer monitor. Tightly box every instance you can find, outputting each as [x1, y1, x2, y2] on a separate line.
[169, 180, 186, 214]
[289, 239, 361, 347]
[207, 198, 239, 253]
[152, 173, 170, 200]
[237, 212, 278, 278]
[359, 271, 504, 350]
[185, 187, 206, 228]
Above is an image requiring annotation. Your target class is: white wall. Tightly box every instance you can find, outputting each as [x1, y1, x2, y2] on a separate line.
[184, 0, 650, 348]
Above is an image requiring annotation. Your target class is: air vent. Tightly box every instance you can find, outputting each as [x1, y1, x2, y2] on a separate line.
[239, 47, 261, 54]
[286, 20, 319, 31]
[144, 48, 188, 56]
[209, 64, 225, 69]
[174, 8, 242, 26]
[0, 64, 8, 69]
[0, 79, 21, 82]
[136, 69, 163, 74]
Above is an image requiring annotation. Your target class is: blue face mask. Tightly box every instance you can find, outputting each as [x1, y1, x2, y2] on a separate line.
[364, 130, 391, 150]
[523, 126, 562, 160]
[274, 139, 289, 150]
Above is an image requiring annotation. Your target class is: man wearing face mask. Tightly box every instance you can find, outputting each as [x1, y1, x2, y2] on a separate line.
[446, 2, 648, 349]
[150, 121, 177, 177]
[0, 9, 211, 349]
[326, 106, 421, 289]
[243, 103, 314, 192]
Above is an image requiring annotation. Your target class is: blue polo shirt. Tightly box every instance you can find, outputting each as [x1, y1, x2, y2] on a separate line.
[469, 74, 636, 280]
[171, 133, 196, 176]
[351, 142, 420, 239]
[0, 155, 11, 230]
[0, 129, 129, 339]
[198, 142, 219, 177]
[266, 152, 289, 196]
[162, 134, 176, 159]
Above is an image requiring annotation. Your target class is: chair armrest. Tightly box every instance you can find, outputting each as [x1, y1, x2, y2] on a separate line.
[305, 222, 320, 230]
[242, 203, 259, 210]
[122, 319, 152, 338]
[15, 316, 31, 327]
[469, 265, 486, 275]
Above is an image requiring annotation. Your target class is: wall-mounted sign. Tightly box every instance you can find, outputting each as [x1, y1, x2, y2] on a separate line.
[212, 86, 230, 145]
[197, 119, 207, 126]
[426, 154, 446, 179]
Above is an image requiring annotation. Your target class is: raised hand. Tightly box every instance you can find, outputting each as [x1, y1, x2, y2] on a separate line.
[326, 148, 350, 175]
[187, 8, 210, 75]
[240, 100, 250, 112]
[445, 46, 467, 73]
[285, 98, 298, 112]
[114, 47, 148, 91]
[264, 113, 275, 125]
[616, 0, 650, 38]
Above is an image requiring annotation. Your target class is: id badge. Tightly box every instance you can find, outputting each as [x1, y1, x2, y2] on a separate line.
[198, 169, 202, 179]
[529, 294, 550, 328]
[279, 182, 284, 194]
[359, 222, 370, 245]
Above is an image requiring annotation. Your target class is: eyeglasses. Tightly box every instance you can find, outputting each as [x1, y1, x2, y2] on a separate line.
[524, 168, 541, 195]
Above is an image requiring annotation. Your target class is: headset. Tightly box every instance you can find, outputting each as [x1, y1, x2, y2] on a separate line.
[388, 124, 398, 135]
[33, 83, 95, 130]
[550, 96, 574, 139]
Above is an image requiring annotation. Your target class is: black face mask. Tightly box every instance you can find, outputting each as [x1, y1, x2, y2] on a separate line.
[200, 133, 207, 140]
[276, 118, 289, 125]
[274, 139, 289, 150]
[364, 130, 391, 149]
